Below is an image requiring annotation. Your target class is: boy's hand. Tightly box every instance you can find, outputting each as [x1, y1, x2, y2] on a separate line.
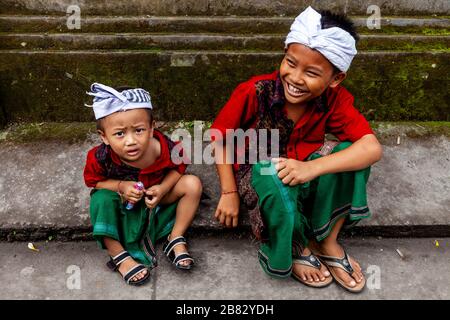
[119, 181, 144, 204]
[215, 193, 240, 228]
[144, 185, 166, 209]
[272, 157, 320, 186]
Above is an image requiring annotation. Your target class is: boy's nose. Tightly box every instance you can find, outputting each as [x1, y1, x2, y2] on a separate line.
[125, 136, 137, 145]
[291, 70, 306, 86]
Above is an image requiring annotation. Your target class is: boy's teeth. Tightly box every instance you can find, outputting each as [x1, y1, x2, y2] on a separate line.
[289, 83, 301, 94]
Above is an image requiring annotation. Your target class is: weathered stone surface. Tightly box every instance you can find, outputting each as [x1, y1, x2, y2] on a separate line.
[0, 51, 448, 125]
[1, 16, 448, 35]
[1, 33, 448, 52]
[1, 0, 449, 16]
[0, 122, 449, 239]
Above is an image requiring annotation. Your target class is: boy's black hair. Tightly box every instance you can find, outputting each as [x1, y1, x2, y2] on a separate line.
[96, 85, 154, 131]
[319, 10, 359, 73]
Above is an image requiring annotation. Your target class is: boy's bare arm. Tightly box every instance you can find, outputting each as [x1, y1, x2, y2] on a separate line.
[158, 169, 182, 195]
[274, 134, 382, 186]
[214, 142, 240, 228]
[95, 179, 122, 193]
[95, 179, 144, 203]
[144, 169, 182, 208]
[312, 134, 382, 175]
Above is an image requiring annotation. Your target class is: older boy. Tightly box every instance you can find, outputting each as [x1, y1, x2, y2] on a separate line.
[211, 7, 382, 292]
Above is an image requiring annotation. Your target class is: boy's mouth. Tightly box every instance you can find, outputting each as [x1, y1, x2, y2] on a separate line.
[286, 82, 309, 98]
[126, 149, 140, 156]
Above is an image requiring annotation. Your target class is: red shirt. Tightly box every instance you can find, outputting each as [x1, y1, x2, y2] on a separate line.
[211, 71, 374, 171]
[84, 129, 187, 188]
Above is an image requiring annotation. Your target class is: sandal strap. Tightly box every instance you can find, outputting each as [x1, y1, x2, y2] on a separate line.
[123, 264, 148, 284]
[318, 251, 354, 274]
[107, 251, 132, 271]
[163, 236, 187, 256]
[293, 254, 321, 269]
[112, 251, 132, 266]
[173, 253, 194, 266]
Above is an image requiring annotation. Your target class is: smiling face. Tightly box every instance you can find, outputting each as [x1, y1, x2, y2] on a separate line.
[279, 43, 347, 106]
[98, 108, 154, 164]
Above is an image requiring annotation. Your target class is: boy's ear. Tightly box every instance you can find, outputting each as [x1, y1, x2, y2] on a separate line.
[98, 130, 110, 145]
[328, 72, 347, 88]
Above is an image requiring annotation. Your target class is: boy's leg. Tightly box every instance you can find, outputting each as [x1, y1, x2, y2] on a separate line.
[159, 175, 202, 266]
[251, 161, 308, 278]
[310, 218, 364, 288]
[103, 237, 148, 282]
[305, 141, 370, 288]
[90, 189, 149, 281]
[252, 162, 330, 283]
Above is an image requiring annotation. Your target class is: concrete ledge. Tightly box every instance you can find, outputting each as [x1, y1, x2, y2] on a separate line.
[1, 0, 449, 16]
[0, 122, 449, 241]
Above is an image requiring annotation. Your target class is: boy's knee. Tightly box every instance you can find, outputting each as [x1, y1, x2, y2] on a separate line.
[180, 174, 203, 196]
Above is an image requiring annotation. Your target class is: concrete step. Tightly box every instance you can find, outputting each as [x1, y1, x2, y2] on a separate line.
[0, 50, 448, 127]
[1, 15, 449, 35]
[1, 0, 449, 16]
[1, 33, 448, 51]
[0, 121, 449, 241]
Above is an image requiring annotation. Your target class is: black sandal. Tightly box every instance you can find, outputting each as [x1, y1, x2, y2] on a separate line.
[291, 241, 333, 288]
[317, 250, 366, 293]
[106, 251, 150, 286]
[162, 236, 194, 270]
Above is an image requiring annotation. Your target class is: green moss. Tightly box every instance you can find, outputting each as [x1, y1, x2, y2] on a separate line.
[1, 121, 449, 144]
[371, 121, 450, 138]
[0, 51, 448, 125]
[421, 28, 450, 35]
[0, 122, 97, 144]
[359, 27, 449, 36]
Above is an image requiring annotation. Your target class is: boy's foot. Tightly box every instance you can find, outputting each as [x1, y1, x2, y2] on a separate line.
[168, 235, 193, 268]
[117, 256, 148, 283]
[292, 246, 331, 285]
[313, 241, 364, 289]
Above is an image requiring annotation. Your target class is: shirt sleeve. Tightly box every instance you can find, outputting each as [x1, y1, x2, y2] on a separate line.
[83, 147, 107, 188]
[210, 80, 258, 142]
[326, 89, 374, 142]
[164, 135, 188, 175]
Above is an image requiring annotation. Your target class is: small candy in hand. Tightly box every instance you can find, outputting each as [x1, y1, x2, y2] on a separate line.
[125, 182, 144, 210]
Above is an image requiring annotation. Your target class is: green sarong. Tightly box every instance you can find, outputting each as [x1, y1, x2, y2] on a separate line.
[251, 141, 371, 278]
[89, 189, 178, 267]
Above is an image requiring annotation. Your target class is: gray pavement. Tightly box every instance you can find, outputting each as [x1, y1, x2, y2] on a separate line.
[1, 236, 449, 300]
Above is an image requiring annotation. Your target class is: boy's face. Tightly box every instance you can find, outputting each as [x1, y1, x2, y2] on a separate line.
[99, 108, 154, 163]
[279, 43, 346, 106]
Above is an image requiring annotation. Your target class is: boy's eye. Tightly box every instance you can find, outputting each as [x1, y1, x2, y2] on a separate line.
[307, 71, 319, 77]
[136, 128, 146, 134]
[287, 59, 296, 67]
[114, 131, 124, 137]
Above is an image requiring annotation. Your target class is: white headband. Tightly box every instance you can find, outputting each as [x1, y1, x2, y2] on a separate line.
[285, 6, 357, 72]
[85, 83, 153, 120]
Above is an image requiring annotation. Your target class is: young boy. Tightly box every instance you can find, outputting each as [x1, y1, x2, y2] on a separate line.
[83, 83, 202, 286]
[211, 7, 382, 293]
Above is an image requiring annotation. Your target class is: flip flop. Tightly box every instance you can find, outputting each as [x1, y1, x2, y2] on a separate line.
[317, 250, 366, 293]
[291, 253, 333, 288]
